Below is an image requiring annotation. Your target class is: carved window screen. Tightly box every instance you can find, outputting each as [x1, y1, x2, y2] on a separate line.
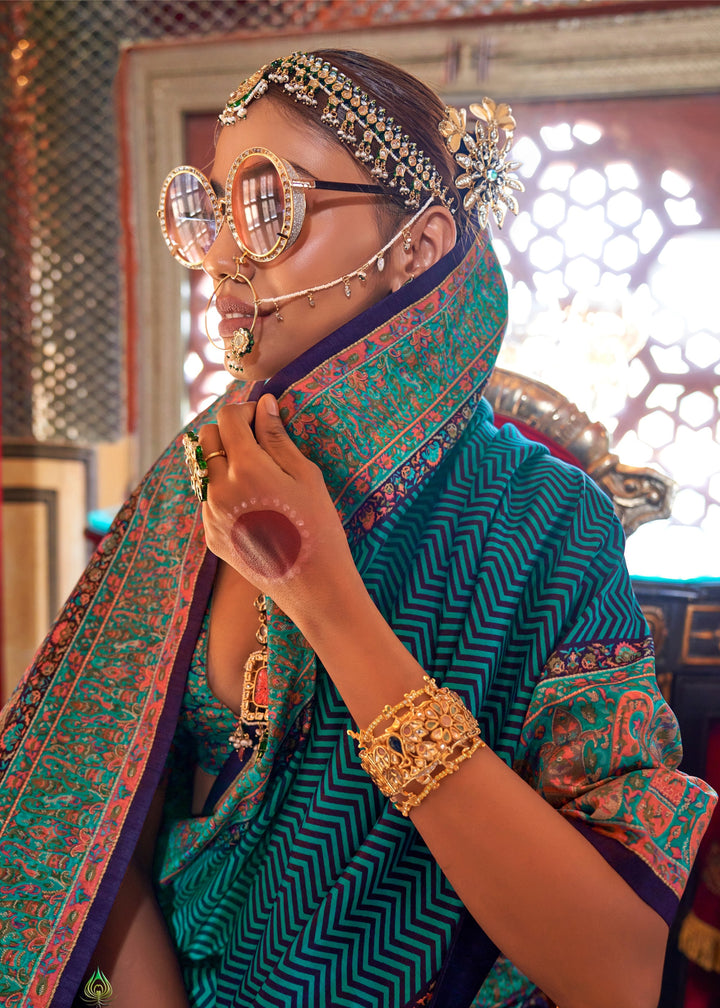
[494, 95, 719, 579]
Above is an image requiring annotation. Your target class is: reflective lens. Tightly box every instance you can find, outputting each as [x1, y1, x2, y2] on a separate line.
[228, 149, 304, 262]
[159, 148, 306, 267]
[160, 169, 218, 267]
[232, 154, 285, 257]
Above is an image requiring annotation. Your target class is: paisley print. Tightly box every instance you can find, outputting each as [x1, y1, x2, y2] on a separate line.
[516, 651, 701, 899]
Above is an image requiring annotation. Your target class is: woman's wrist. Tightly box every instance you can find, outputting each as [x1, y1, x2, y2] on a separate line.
[348, 675, 485, 816]
[295, 570, 429, 727]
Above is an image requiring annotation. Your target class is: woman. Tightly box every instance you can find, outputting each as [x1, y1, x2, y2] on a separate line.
[0, 50, 714, 1008]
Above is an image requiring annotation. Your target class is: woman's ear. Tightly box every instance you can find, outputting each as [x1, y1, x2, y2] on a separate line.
[389, 206, 457, 291]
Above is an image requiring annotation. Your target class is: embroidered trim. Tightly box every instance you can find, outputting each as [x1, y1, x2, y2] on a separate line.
[544, 638, 655, 679]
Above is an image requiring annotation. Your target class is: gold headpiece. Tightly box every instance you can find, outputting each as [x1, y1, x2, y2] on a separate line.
[220, 53, 523, 228]
[221, 53, 450, 212]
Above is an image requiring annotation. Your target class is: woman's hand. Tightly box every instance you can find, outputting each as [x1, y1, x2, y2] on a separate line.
[198, 393, 362, 631]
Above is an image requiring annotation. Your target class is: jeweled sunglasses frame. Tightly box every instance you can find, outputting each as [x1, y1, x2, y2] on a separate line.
[158, 145, 389, 267]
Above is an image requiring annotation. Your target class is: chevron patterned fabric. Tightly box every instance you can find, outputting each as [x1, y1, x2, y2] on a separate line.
[0, 230, 714, 1008]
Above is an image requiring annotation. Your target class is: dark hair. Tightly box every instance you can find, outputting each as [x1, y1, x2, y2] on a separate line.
[265, 49, 471, 239]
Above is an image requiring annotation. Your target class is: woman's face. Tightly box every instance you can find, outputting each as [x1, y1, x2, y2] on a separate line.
[203, 100, 400, 381]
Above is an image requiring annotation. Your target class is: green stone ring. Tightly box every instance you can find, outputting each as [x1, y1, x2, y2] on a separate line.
[182, 431, 209, 502]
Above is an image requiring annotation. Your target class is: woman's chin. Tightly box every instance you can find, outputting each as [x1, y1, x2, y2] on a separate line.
[223, 355, 273, 384]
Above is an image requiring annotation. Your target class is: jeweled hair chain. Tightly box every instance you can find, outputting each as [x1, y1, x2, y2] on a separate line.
[221, 52, 524, 231]
[221, 53, 450, 213]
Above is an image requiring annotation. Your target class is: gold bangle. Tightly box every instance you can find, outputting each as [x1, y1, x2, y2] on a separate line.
[348, 675, 485, 817]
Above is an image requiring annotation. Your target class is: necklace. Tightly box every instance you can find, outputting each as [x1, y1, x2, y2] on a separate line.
[229, 595, 270, 752]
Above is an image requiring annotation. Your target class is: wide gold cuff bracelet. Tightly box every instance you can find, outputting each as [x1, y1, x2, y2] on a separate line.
[348, 675, 484, 817]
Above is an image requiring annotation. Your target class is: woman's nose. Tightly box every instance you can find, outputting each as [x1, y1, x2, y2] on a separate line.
[203, 218, 249, 282]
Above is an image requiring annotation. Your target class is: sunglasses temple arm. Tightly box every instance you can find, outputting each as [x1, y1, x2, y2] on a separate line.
[301, 180, 387, 195]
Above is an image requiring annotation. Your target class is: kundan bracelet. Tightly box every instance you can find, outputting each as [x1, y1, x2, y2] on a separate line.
[348, 676, 485, 817]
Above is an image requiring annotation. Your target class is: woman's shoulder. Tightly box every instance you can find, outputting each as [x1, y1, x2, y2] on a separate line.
[472, 407, 591, 490]
[467, 407, 620, 536]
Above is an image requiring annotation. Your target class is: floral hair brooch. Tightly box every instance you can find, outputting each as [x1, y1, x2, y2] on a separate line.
[439, 99, 524, 229]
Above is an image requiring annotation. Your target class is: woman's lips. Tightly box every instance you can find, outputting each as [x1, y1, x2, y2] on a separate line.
[218, 313, 256, 340]
[216, 296, 261, 340]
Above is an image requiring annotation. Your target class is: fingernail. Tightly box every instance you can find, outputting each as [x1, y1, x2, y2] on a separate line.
[264, 395, 279, 417]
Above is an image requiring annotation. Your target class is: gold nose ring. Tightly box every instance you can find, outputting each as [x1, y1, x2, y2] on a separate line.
[232, 254, 248, 278]
[203, 268, 260, 375]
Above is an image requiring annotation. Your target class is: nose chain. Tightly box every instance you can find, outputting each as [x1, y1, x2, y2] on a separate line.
[205, 195, 433, 372]
[254, 196, 432, 317]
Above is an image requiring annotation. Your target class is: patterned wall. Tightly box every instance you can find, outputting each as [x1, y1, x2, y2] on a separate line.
[0, 0, 668, 445]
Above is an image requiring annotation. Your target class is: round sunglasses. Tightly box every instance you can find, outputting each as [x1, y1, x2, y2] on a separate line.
[157, 146, 389, 268]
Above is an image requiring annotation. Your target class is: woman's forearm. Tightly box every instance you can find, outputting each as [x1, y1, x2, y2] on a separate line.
[300, 572, 668, 1008]
[411, 742, 668, 1008]
[79, 857, 189, 1008]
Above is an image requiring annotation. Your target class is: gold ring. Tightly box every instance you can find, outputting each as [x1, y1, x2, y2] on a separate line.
[204, 450, 227, 463]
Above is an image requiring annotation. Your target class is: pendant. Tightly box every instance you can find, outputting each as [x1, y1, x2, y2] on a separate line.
[229, 595, 270, 754]
[231, 327, 254, 356]
[229, 724, 254, 751]
[226, 327, 255, 375]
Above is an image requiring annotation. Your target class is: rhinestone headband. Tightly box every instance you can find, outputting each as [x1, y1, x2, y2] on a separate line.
[220, 52, 452, 212]
[220, 52, 523, 227]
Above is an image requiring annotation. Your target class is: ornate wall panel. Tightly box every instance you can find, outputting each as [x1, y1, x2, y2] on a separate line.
[1, 443, 95, 696]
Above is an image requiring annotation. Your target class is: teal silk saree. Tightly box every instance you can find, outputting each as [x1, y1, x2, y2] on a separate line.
[0, 229, 714, 1007]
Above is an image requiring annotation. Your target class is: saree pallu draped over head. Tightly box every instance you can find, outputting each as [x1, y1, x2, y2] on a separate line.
[0, 229, 715, 1008]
